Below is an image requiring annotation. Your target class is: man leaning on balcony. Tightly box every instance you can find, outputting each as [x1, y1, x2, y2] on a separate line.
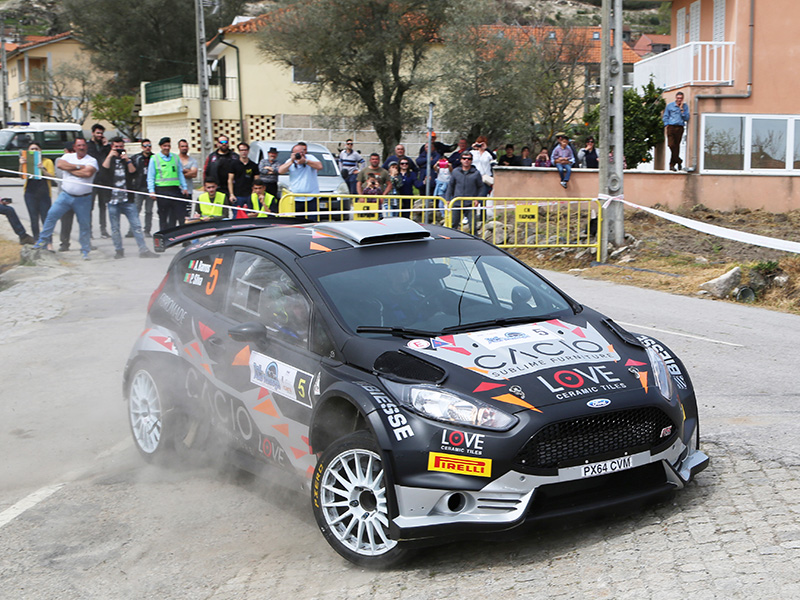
[663, 92, 690, 171]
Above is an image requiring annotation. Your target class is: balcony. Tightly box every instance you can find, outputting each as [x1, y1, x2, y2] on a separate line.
[633, 41, 735, 91]
[143, 76, 238, 105]
[19, 80, 50, 99]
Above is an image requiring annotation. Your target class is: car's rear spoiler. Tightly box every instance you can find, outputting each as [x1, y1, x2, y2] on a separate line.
[152, 217, 310, 252]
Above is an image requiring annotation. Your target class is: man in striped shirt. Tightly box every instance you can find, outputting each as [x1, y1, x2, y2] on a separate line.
[338, 139, 364, 194]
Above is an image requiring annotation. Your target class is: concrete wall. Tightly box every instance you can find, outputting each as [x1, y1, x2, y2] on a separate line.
[494, 167, 800, 213]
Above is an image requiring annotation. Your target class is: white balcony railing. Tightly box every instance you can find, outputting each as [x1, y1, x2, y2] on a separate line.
[633, 41, 735, 91]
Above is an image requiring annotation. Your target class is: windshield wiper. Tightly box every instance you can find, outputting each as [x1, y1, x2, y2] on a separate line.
[441, 315, 551, 334]
[356, 325, 441, 338]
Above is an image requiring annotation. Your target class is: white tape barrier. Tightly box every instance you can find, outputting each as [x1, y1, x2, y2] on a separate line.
[600, 194, 800, 255]
[0, 166, 272, 217]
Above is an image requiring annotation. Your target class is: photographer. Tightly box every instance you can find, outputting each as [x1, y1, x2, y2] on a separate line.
[0, 198, 35, 245]
[278, 142, 322, 220]
[101, 137, 158, 259]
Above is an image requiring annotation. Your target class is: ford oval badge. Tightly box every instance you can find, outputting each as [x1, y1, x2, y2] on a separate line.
[587, 398, 611, 408]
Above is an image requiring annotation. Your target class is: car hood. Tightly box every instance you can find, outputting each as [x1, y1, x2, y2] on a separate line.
[351, 314, 657, 412]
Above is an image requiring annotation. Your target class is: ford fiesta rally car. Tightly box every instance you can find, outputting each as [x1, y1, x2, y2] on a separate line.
[124, 217, 709, 567]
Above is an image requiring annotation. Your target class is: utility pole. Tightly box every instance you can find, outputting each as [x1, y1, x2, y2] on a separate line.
[0, 14, 9, 127]
[599, 0, 625, 261]
[195, 0, 213, 164]
[425, 102, 434, 198]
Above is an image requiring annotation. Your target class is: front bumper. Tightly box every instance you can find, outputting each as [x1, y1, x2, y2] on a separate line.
[391, 436, 709, 542]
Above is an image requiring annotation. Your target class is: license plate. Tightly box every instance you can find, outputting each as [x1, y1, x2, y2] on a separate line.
[580, 456, 633, 478]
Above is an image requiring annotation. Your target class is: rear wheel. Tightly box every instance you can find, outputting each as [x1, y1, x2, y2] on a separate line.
[312, 431, 409, 568]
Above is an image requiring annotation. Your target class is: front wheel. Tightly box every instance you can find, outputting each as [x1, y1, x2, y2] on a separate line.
[312, 431, 409, 568]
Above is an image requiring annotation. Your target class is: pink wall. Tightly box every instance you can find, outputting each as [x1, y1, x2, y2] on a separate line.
[494, 167, 800, 213]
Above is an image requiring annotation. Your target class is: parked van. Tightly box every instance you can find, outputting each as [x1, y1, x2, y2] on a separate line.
[0, 122, 83, 177]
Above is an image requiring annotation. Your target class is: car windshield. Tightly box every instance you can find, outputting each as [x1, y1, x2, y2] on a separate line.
[315, 254, 573, 335]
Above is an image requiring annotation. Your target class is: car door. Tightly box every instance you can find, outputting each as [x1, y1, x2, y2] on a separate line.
[220, 249, 327, 476]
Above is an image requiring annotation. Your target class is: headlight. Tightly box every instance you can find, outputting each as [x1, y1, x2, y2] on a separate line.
[384, 381, 518, 431]
[646, 346, 676, 400]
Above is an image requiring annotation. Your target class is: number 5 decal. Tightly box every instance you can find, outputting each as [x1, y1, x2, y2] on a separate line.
[205, 258, 224, 295]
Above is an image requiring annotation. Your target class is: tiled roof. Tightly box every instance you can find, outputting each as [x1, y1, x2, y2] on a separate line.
[481, 25, 640, 65]
[222, 13, 272, 34]
[14, 31, 74, 52]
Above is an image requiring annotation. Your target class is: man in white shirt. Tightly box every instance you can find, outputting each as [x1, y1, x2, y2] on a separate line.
[33, 138, 98, 260]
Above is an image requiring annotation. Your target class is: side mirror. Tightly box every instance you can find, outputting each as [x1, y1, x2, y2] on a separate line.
[228, 321, 268, 346]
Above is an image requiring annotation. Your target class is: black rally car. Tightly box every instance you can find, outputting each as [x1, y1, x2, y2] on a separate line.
[124, 217, 708, 567]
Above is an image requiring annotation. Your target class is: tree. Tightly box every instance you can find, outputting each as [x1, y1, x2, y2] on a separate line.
[60, 0, 247, 91]
[586, 79, 666, 169]
[92, 94, 140, 140]
[438, 7, 590, 150]
[258, 0, 453, 157]
[33, 59, 102, 123]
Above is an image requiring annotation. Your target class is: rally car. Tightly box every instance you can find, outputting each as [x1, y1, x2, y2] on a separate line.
[124, 217, 708, 568]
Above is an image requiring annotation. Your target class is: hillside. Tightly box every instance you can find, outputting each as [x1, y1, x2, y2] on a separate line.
[0, 0, 666, 37]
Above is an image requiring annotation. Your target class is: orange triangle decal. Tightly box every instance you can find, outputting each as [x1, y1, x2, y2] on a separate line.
[291, 447, 306, 459]
[492, 393, 543, 413]
[273, 423, 290, 436]
[572, 326, 586, 338]
[309, 241, 332, 252]
[192, 342, 201, 355]
[474, 382, 506, 393]
[306, 466, 315, 479]
[232, 345, 251, 366]
[184, 347, 193, 357]
[638, 371, 649, 394]
[257, 387, 270, 400]
[254, 397, 278, 417]
[466, 367, 489, 374]
[201, 363, 213, 375]
[199, 322, 215, 341]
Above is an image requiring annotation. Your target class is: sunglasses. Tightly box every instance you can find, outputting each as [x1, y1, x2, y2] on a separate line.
[461, 156, 472, 160]
[218, 140, 229, 145]
[142, 144, 151, 148]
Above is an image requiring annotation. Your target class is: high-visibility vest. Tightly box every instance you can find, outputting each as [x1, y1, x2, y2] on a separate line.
[153, 153, 181, 187]
[198, 191, 226, 217]
[251, 192, 275, 217]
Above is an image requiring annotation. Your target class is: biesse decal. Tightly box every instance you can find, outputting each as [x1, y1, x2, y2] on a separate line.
[636, 336, 688, 390]
[428, 452, 492, 477]
[356, 382, 415, 441]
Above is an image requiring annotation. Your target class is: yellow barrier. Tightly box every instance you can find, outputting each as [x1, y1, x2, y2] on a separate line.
[446, 197, 602, 261]
[279, 193, 602, 260]
[280, 193, 446, 222]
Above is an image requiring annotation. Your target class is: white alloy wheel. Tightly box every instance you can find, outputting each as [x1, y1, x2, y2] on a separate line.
[128, 369, 164, 456]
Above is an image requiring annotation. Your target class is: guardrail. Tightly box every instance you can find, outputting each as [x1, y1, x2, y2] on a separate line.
[633, 41, 735, 90]
[278, 193, 602, 259]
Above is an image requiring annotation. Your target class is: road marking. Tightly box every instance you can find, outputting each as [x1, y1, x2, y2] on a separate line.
[0, 437, 133, 530]
[0, 484, 66, 529]
[617, 321, 744, 347]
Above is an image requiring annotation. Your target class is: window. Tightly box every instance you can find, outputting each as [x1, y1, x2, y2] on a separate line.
[689, 1, 701, 43]
[177, 249, 231, 311]
[292, 63, 317, 84]
[713, 0, 726, 42]
[676, 8, 686, 46]
[41, 129, 80, 150]
[702, 114, 800, 173]
[592, 31, 600, 41]
[226, 251, 310, 346]
[751, 119, 786, 170]
[704, 116, 744, 171]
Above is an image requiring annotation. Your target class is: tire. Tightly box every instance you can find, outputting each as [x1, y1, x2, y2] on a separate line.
[312, 431, 410, 568]
[127, 366, 177, 461]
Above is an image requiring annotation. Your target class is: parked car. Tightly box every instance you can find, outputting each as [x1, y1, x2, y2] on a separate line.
[125, 217, 709, 568]
[250, 140, 350, 217]
[0, 122, 83, 177]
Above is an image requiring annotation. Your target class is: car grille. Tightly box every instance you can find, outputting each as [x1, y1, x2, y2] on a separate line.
[513, 407, 676, 473]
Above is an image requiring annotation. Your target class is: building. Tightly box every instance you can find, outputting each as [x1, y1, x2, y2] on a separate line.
[1, 32, 106, 126]
[632, 33, 672, 57]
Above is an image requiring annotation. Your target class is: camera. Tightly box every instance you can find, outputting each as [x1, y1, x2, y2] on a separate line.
[472, 144, 480, 149]
[0, 197, 11, 205]
[294, 153, 302, 160]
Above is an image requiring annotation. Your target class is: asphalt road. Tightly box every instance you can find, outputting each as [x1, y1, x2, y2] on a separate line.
[2, 180, 800, 599]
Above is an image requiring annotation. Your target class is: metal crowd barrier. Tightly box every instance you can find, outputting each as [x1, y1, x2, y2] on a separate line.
[279, 193, 602, 260]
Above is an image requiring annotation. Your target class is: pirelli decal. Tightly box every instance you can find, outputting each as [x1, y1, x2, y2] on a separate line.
[427, 452, 492, 478]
